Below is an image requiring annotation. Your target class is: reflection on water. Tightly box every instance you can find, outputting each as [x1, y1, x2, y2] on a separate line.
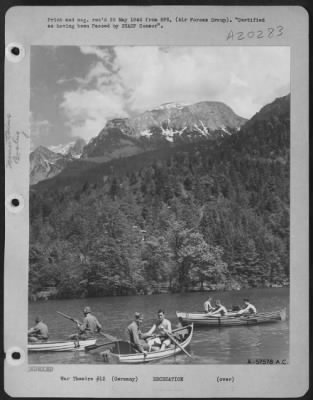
[28, 287, 289, 364]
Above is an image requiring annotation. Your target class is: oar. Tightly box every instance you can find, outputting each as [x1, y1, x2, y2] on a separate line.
[56, 311, 81, 325]
[99, 332, 119, 341]
[85, 339, 119, 352]
[57, 311, 118, 341]
[165, 331, 192, 359]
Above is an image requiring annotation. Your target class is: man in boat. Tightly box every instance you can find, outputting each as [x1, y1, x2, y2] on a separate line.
[237, 299, 257, 315]
[210, 300, 228, 316]
[28, 316, 49, 342]
[203, 297, 214, 313]
[70, 307, 102, 340]
[127, 312, 149, 355]
[145, 310, 172, 351]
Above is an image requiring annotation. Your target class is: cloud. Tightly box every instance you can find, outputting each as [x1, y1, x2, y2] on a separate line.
[60, 88, 128, 141]
[113, 46, 289, 117]
[59, 46, 290, 141]
[30, 114, 53, 150]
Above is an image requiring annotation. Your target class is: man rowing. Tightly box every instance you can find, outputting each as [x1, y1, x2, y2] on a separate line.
[70, 306, 102, 340]
[237, 299, 257, 315]
[28, 316, 49, 342]
[127, 312, 150, 355]
[203, 297, 214, 313]
[210, 299, 228, 316]
[145, 310, 172, 351]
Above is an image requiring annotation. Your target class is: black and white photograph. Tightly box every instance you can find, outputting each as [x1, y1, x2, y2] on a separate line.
[4, 5, 308, 398]
[28, 45, 290, 364]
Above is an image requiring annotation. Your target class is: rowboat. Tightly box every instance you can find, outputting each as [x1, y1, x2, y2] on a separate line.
[102, 324, 193, 364]
[28, 338, 97, 352]
[176, 309, 286, 327]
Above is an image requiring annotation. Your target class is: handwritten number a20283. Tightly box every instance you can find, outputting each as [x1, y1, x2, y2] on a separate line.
[226, 26, 284, 41]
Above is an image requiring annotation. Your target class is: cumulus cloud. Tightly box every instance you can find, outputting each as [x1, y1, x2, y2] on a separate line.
[60, 89, 128, 141]
[60, 46, 290, 140]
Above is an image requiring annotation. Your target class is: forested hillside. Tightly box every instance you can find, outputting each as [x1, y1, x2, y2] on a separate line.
[29, 95, 290, 300]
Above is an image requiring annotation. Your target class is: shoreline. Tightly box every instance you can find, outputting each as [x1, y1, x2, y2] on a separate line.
[29, 285, 289, 302]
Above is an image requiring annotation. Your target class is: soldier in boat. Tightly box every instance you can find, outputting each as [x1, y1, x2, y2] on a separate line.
[70, 306, 102, 340]
[127, 312, 150, 355]
[210, 299, 228, 316]
[203, 297, 215, 313]
[28, 316, 49, 342]
[145, 309, 172, 351]
[237, 298, 257, 315]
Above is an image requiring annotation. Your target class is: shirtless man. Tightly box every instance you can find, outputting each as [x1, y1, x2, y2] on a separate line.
[146, 310, 172, 351]
[237, 299, 257, 315]
[203, 297, 214, 313]
[210, 300, 228, 316]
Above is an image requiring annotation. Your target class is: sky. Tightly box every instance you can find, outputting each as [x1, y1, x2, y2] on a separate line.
[30, 46, 290, 149]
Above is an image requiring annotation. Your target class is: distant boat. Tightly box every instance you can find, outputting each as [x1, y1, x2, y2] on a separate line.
[176, 309, 286, 327]
[28, 338, 96, 352]
[102, 325, 193, 364]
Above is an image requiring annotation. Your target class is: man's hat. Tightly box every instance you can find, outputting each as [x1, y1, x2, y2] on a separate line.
[135, 312, 143, 320]
[84, 306, 91, 314]
[35, 316, 42, 323]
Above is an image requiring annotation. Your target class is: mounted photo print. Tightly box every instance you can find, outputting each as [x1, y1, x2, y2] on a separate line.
[4, 5, 309, 398]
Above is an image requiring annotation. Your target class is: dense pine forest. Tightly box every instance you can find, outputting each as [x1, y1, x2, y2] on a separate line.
[29, 95, 290, 300]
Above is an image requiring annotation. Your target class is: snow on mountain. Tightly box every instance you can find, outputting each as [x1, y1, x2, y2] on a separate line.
[150, 102, 190, 111]
[30, 146, 72, 185]
[48, 138, 86, 158]
[81, 100, 246, 160]
[31, 100, 247, 182]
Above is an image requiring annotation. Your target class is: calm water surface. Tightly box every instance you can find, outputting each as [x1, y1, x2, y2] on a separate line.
[28, 287, 289, 364]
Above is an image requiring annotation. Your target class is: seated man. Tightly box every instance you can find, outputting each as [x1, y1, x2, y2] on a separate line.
[145, 310, 172, 351]
[28, 316, 49, 342]
[70, 306, 102, 340]
[210, 300, 228, 316]
[203, 297, 214, 313]
[127, 312, 150, 355]
[237, 299, 257, 315]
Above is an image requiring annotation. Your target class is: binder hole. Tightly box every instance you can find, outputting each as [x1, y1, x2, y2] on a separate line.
[5, 194, 24, 213]
[6, 347, 25, 366]
[11, 47, 20, 56]
[6, 42, 25, 62]
[11, 198, 20, 207]
[12, 352, 21, 360]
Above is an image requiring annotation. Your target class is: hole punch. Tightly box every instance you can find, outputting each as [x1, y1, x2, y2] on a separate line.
[5, 194, 24, 213]
[12, 352, 21, 360]
[11, 198, 20, 207]
[6, 42, 25, 63]
[11, 46, 20, 56]
[6, 347, 25, 366]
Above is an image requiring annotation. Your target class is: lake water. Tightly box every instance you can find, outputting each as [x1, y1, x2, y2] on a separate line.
[28, 287, 289, 364]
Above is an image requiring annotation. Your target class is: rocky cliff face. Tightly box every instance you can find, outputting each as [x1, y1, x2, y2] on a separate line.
[30, 146, 72, 185]
[49, 138, 86, 159]
[81, 101, 246, 159]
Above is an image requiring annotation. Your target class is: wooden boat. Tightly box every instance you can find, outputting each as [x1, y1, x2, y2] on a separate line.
[176, 309, 286, 327]
[102, 324, 193, 364]
[28, 338, 97, 352]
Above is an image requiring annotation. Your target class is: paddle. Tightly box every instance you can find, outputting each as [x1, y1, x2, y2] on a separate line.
[99, 332, 119, 341]
[165, 331, 192, 359]
[57, 311, 120, 342]
[85, 339, 119, 352]
[56, 311, 81, 325]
